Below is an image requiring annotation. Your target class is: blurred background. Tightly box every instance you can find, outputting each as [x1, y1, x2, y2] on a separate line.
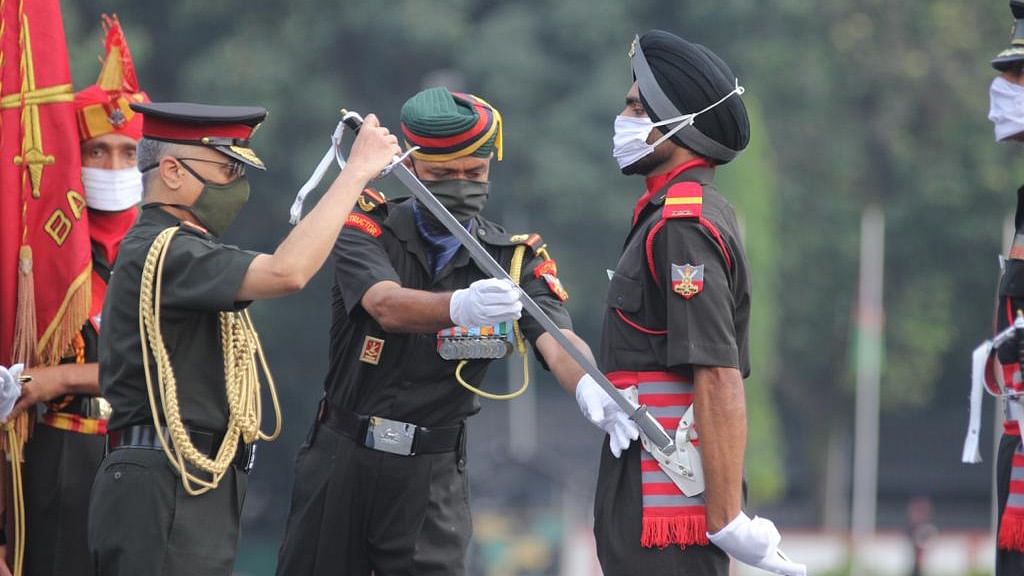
[58, 1, 1021, 574]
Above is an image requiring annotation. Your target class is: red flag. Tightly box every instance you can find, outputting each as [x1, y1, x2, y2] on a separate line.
[0, 0, 91, 367]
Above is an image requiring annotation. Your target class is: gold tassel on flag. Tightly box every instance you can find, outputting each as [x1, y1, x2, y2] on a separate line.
[11, 245, 35, 369]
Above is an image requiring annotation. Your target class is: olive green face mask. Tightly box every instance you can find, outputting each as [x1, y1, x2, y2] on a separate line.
[422, 179, 490, 222]
[177, 160, 251, 237]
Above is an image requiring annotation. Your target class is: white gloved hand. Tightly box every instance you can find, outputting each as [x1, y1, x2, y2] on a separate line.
[449, 278, 522, 327]
[0, 364, 24, 422]
[575, 374, 639, 457]
[707, 512, 807, 576]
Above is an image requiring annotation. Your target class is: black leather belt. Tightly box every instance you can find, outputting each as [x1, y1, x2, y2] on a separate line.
[317, 402, 463, 456]
[107, 424, 256, 473]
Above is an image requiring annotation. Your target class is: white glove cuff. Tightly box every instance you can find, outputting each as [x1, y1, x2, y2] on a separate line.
[708, 511, 750, 542]
[448, 288, 468, 326]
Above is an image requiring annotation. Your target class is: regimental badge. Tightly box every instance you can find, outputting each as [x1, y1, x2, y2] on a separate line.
[671, 263, 704, 300]
[108, 108, 127, 128]
[360, 336, 385, 365]
[534, 259, 569, 302]
[357, 188, 386, 212]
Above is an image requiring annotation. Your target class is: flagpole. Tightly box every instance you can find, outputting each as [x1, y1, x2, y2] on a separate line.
[851, 204, 885, 549]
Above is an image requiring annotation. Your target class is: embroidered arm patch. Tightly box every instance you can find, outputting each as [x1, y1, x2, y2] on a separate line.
[671, 263, 704, 299]
[344, 213, 382, 238]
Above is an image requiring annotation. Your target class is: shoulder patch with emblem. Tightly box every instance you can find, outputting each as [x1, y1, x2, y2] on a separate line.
[345, 213, 382, 237]
[534, 258, 569, 302]
[671, 263, 704, 299]
[662, 181, 703, 219]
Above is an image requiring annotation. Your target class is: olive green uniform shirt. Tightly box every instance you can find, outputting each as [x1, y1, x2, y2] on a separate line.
[98, 205, 258, 433]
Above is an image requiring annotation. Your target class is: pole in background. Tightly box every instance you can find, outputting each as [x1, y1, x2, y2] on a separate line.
[852, 204, 885, 540]
[508, 352, 537, 460]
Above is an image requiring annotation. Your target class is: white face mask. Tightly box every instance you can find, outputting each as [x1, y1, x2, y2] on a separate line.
[990, 76, 1024, 142]
[612, 80, 745, 169]
[81, 166, 143, 211]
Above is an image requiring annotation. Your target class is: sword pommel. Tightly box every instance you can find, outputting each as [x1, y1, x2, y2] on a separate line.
[341, 109, 364, 133]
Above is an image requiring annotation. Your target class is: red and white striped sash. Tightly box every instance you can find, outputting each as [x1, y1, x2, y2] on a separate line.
[608, 370, 708, 548]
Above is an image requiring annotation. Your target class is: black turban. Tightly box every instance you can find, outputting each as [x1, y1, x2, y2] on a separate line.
[632, 30, 749, 164]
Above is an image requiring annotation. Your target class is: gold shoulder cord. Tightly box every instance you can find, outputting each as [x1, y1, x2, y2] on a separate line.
[139, 227, 282, 495]
[5, 423, 24, 576]
[454, 244, 531, 400]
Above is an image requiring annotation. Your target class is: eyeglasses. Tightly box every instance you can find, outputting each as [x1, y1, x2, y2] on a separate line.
[176, 157, 246, 179]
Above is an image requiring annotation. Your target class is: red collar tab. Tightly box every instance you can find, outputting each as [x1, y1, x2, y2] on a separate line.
[644, 158, 711, 194]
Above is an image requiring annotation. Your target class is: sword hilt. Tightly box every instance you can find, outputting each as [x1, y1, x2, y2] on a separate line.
[340, 109, 364, 132]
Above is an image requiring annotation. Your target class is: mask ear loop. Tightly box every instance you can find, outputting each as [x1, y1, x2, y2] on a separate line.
[648, 79, 746, 149]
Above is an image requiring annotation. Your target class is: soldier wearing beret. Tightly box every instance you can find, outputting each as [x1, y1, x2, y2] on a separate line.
[274, 87, 595, 576]
[86, 102, 399, 575]
[577, 30, 804, 575]
[970, 2, 1024, 574]
[0, 15, 147, 576]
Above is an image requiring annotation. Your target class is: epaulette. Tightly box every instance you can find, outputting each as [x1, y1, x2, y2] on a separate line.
[487, 231, 568, 301]
[356, 187, 387, 214]
[645, 181, 731, 283]
[661, 181, 703, 220]
[477, 229, 544, 252]
[345, 188, 387, 238]
[178, 220, 212, 238]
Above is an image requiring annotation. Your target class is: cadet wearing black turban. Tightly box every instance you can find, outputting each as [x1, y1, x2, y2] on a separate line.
[633, 29, 749, 163]
[579, 29, 806, 576]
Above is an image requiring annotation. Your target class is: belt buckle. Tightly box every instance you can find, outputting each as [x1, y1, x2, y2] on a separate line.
[88, 397, 112, 420]
[365, 416, 416, 456]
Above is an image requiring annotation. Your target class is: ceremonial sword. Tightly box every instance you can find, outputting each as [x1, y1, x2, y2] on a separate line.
[341, 110, 676, 456]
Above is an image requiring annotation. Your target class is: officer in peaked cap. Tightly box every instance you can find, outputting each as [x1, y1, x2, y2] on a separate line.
[87, 101, 399, 575]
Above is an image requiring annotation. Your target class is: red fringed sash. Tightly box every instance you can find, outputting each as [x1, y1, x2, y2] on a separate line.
[1002, 436, 1024, 551]
[608, 370, 708, 548]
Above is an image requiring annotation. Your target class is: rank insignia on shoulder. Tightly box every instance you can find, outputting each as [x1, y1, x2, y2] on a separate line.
[662, 182, 703, 219]
[534, 259, 569, 302]
[671, 263, 704, 299]
[357, 187, 386, 212]
[345, 213, 382, 238]
[360, 335, 385, 365]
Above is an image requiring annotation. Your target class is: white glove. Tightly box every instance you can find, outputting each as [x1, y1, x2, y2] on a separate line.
[0, 364, 24, 422]
[707, 512, 807, 576]
[449, 278, 522, 327]
[575, 374, 639, 457]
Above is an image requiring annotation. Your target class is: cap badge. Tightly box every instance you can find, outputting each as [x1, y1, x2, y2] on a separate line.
[107, 108, 127, 128]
